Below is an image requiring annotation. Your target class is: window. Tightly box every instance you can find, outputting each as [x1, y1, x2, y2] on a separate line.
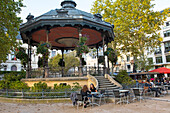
[127, 64, 131, 70]
[166, 55, 170, 62]
[60, 83, 67, 86]
[127, 56, 130, 62]
[154, 47, 161, 54]
[148, 58, 153, 64]
[11, 65, 17, 71]
[156, 57, 162, 63]
[6, 55, 9, 60]
[11, 52, 16, 60]
[121, 56, 124, 62]
[4, 65, 7, 71]
[166, 21, 170, 26]
[116, 67, 119, 72]
[51, 51, 56, 57]
[164, 42, 170, 53]
[164, 30, 170, 37]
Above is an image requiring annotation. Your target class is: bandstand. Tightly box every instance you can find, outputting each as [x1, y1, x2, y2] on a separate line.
[20, 0, 114, 78]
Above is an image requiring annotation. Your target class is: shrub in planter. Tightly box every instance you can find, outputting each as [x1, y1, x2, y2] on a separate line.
[0, 72, 27, 89]
[31, 82, 50, 92]
[53, 83, 71, 92]
[115, 70, 135, 88]
[9, 81, 29, 90]
[71, 82, 82, 91]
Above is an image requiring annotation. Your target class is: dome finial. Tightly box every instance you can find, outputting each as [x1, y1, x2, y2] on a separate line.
[61, 0, 77, 9]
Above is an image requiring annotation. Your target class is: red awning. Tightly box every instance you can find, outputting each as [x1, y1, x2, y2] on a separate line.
[149, 67, 170, 74]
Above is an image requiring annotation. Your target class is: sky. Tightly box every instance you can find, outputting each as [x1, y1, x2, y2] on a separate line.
[19, 0, 170, 23]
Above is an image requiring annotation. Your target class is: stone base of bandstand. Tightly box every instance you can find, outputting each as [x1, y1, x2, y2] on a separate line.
[21, 75, 98, 89]
[45, 67, 49, 78]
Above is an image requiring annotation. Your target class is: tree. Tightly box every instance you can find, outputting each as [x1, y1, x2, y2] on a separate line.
[91, 0, 169, 70]
[105, 48, 117, 74]
[89, 48, 97, 58]
[115, 70, 135, 88]
[0, 0, 24, 63]
[137, 57, 154, 72]
[16, 47, 28, 69]
[49, 52, 79, 75]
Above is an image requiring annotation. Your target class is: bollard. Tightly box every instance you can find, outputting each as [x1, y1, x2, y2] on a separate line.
[42, 89, 44, 99]
[21, 89, 24, 98]
[6, 89, 8, 97]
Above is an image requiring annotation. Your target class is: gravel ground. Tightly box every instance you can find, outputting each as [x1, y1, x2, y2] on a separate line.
[0, 96, 170, 113]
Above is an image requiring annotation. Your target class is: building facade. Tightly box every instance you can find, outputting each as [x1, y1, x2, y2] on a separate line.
[0, 35, 61, 71]
[147, 16, 170, 69]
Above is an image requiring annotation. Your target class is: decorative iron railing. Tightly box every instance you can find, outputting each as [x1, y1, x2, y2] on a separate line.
[0, 89, 79, 99]
[30, 66, 109, 78]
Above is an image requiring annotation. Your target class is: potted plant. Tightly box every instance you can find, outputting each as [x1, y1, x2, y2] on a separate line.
[75, 36, 89, 76]
[36, 42, 51, 78]
[16, 47, 28, 70]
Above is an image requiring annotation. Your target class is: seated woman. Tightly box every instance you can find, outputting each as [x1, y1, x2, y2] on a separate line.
[80, 85, 90, 108]
[90, 83, 97, 92]
[88, 83, 98, 98]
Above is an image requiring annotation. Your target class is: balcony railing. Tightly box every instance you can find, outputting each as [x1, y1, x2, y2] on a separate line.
[154, 51, 162, 54]
[163, 25, 170, 30]
[165, 49, 170, 53]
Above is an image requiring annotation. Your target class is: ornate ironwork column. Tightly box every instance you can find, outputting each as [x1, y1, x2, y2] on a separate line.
[102, 34, 106, 76]
[78, 27, 83, 76]
[45, 28, 50, 78]
[106, 43, 110, 74]
[29, 38, 32, 76]
[61, 49, 64, 77]
[26, 37, 31, 78]
[96, 45, 99, 75]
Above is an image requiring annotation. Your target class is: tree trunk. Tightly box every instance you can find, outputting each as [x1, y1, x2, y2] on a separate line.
[43, 56, 46, 78]
[112, 62, 114, 75]
[79, 56, 83, 76]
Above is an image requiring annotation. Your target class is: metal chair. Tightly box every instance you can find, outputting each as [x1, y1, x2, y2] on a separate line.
[162, 85, 169, 95]
[132, 88, 144, 103]
[143, 87, 155, 97]
[76, 94, 87, 109]
[98, 89, 106, 105]
[113, 90, 125, 105]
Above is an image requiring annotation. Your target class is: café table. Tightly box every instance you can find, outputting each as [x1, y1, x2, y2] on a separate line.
[90, 92, 101, 107]
[119, 90, 130, 104]
[131, 88, 144, 102]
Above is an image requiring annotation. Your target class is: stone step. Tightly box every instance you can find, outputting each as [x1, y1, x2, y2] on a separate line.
[95, 77, 106, 78]
[99, 86, 117, 89]
[95, 76, 105, 78]
[97, 78, 109, 80]
[98, 79, 110, 81]
[98, 81, 110, 83]
[98, 87, 119, 90]
[99, 83, 114, 86]
[95, 76, 121, 97]
[99, 85, 116, 88]
[95, 77, 105, 78]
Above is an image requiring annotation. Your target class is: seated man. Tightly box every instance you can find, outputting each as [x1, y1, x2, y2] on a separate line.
[156, 80, 162, 86]
[145, 80, 161, 97]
